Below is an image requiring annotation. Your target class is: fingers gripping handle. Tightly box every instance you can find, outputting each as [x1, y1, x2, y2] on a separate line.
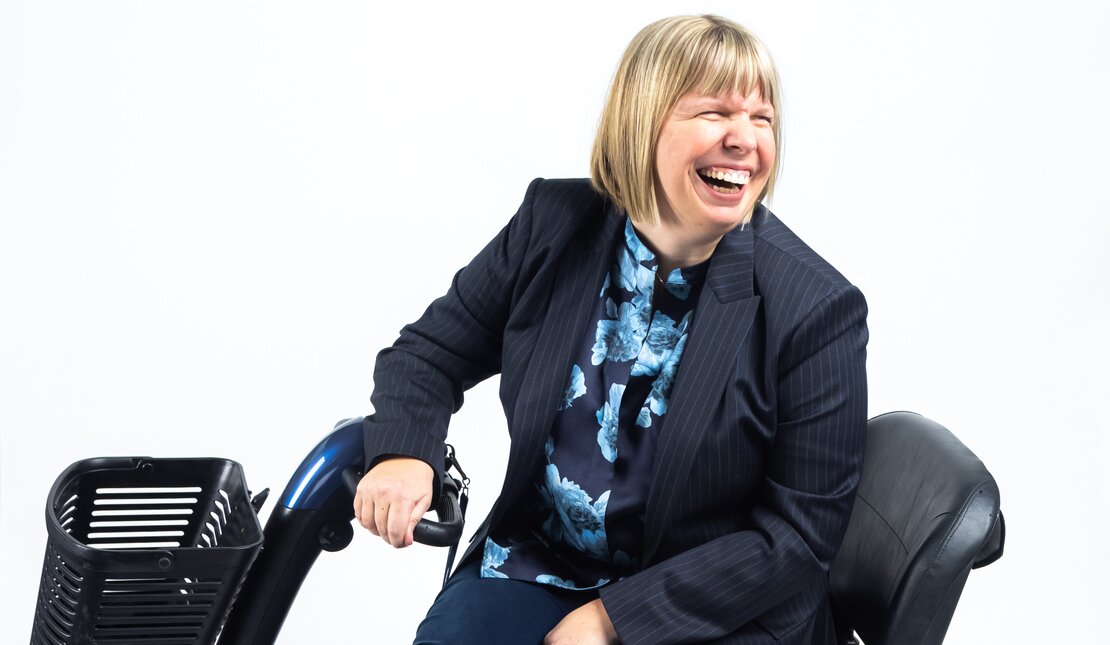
[343, 466, 464, 547]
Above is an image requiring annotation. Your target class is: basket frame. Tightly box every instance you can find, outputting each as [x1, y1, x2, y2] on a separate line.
[31, 456, 263, 645]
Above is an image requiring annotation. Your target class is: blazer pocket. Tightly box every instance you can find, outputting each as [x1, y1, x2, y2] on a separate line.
[755, 612, 807, 641]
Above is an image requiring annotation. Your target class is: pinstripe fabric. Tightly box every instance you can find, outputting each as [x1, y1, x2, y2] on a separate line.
[364, 178, 868, 644]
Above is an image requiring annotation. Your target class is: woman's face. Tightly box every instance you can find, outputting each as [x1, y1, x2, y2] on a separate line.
[653, 89, 775, 239]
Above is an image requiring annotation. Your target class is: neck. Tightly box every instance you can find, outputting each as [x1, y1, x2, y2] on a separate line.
[630, 220, 721, 279]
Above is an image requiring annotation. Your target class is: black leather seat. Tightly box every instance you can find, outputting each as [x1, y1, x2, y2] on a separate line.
[829, 412, 1005, 644]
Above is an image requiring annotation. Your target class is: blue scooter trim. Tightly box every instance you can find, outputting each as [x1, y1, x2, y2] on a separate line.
[218, 416, 465, 644]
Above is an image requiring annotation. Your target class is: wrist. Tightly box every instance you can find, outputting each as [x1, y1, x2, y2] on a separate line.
[592, 599, 619, 642]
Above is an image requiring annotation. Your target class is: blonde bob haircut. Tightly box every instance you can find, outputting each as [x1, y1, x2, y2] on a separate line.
[590, 15, 783, 226]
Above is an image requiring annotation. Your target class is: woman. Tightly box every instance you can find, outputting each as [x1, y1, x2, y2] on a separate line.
[354, 15, 867, 645]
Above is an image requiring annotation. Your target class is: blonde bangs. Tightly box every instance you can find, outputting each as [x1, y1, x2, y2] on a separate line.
[689, 32, 778, 109]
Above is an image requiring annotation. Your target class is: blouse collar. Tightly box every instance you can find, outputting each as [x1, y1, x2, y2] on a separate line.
[622, 218, 710, 285]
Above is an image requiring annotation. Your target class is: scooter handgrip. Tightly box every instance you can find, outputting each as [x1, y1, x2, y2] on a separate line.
[342, 466, 464, 547]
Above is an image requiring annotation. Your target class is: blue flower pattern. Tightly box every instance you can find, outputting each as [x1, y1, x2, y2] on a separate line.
[536, 574, 610, 590]
[618, 241, 652, 291]
[636, 312, 692, 428]
[538, 462, 610, 560]
[481, 218, 707, 590]
[663, 269, 693, 300]
[591, 298, 649, 365]
[630, 311, 681, 377]
[482, 538, 511, 578]
[559, 364, 587, 410]
[596, 383, 624, 462]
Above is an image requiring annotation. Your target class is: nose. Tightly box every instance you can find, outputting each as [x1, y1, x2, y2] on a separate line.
[723, 116, 757, 152]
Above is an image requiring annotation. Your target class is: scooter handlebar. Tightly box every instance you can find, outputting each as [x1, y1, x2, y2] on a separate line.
[220, 418, 466, 644]
[342, 466, 464, 547]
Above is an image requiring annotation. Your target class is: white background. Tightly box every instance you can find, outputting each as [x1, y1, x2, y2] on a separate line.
[2, 0, 1108, 642]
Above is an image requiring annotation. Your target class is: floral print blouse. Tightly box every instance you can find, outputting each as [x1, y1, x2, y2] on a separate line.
[480, 218, 708, 590]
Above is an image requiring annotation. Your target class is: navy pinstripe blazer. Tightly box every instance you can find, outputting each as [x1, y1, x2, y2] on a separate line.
[364, 178, 868, 644]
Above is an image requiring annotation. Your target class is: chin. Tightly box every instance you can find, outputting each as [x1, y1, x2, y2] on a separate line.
[701, 205, 754, 231]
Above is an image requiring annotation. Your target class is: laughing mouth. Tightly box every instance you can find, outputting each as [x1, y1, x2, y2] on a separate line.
[697, 168, 749, 194]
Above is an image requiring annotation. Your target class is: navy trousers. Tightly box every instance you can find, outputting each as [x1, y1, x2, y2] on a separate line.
[413, 558, 600, 645]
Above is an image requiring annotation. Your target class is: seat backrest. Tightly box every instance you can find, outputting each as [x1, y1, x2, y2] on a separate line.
[829, 412, 1004, 645]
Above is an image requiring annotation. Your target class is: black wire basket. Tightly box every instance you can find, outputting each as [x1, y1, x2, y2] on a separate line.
[31, 457, 264, 645]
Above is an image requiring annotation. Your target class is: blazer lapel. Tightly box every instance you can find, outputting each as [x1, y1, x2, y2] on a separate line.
[641, 223, 761, 563]
[495, 208, 624, 518]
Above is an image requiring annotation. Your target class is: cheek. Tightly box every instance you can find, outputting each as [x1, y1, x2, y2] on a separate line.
[758, 132, 776, 168]
[658, 126, 708, 174]
[658, 156, 688, 191]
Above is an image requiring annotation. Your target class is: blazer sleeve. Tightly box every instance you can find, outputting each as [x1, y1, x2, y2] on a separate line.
[599, 285, 869, 644]
[362, 178, 542, 479]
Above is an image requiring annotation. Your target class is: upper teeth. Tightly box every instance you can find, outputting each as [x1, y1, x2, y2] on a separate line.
[700, 169, 749, 185]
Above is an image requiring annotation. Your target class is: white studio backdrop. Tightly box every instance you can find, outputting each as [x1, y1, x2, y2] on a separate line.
[2, 0, 1107, 641]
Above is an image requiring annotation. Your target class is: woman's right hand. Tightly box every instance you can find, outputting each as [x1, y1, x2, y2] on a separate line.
[353, 457, 434, 548]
